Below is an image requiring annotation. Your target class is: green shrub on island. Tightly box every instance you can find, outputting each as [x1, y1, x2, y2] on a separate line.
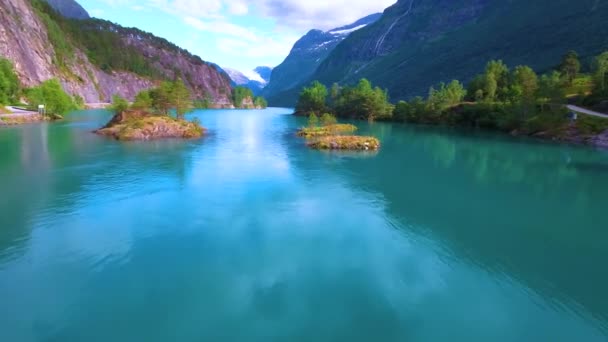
[111, 95, 129, 114]
[96, 114, 205, 140]
[299, 112, 357, 138]
[100, 79, 206, 140]
[307, 136, 380, 150]
[320, 113, 338, 126]
[297, 124, 358, 138]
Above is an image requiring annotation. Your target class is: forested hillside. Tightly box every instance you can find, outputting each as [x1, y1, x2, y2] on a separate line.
[270, 0, 608, 106]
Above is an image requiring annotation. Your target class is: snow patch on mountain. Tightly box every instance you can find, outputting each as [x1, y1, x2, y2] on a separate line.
[329, 24, 368, 36]
[242, 69, 267, 85]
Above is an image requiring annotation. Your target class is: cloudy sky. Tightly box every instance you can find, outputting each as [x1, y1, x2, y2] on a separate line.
[79, 0, 396, 72]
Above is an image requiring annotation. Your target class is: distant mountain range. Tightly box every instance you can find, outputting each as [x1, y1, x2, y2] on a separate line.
[267, 0, 608, 106]
[263, 13, 382, 104]
[224, 66, 273, 96]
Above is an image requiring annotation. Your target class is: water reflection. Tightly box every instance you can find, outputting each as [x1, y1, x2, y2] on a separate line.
[1, 110, 607, 340]
[324, 122, 608, 328]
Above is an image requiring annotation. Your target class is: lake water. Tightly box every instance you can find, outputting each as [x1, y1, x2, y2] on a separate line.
[1, 108, 608, 341]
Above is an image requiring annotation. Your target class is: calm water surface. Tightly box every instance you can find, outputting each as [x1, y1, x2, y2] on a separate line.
[1, 108, 608, 341]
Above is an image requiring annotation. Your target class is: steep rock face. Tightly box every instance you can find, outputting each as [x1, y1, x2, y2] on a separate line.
[0, 0, 233, 106]
[44, 0, 89, 19]
[308, 0, 608, 102]
[264, 13, 381, 104]
[121, 32, 233, 106]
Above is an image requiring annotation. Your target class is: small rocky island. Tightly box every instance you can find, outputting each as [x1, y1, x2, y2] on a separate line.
[95, 110, 205, 140]
[297, 114, 380, 151]
[95, 80, 206, 141]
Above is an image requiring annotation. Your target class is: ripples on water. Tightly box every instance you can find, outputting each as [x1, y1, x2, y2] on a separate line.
[0, 108, 607, 341]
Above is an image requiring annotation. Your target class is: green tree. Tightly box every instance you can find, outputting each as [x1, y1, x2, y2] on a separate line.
[559, 50, 581, 85]
[232, 86, 253, 108]
[254, 96, 268, 109]
[320, 113, 337, 126]
[25, 79, 77, 115]
[511, 66, 539, 119]
[296, 81, 327, 114]
[333, 79, 392, 120]
[172, 78, 192, 119]
[150, 81, 173, 115]
[0, 58, 20, 105]
[593, 51, 608, 95]
[308, 113, 319, 127]
[132, 90, 152, 110]
[512, 66, 539, 101]
[485, 60, 509, 100]
[111, 94, 129, 114]
[484, 73, 498, 101]
[427, 80, 467, 110]
[538, 71, 565, 111]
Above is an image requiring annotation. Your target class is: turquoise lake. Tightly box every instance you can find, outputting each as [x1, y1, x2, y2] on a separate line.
[1, 108, 608, 341]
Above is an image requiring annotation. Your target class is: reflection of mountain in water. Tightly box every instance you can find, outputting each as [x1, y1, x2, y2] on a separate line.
[290, 122, 608, 324]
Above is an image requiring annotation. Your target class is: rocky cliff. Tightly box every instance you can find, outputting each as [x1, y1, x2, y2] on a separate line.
[0, 0, 233, 106]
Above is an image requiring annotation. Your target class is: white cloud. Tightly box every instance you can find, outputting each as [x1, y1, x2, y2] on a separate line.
[183, 17, 258, 41]
[250, 0, 397, 31]
[228, 1, 249, 15]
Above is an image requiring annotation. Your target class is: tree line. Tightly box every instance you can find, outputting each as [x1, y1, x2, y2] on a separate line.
[296, 50, 608, 134]
[232, 86, 267, 109]
[1, 57, 82, 115]
[111, 78, 193, 119]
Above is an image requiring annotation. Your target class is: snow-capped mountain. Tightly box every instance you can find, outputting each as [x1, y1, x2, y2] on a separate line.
[224, 66, 273, 95]
[263, 13, 382, 102]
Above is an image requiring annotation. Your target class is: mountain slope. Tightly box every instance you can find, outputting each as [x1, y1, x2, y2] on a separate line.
[0, 0, 233, 106]
[225, 66, 273, 96]
[44, 0, 89, 19]
[264, 13, 381, 104]
[310, 0, 608, 102]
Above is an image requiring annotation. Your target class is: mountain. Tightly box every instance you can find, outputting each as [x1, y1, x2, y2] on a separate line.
[44, 0, 89, 19]
[303, 0, 608, 104]
[0, 0, 233, 106]
[225, 66, 273, 96]
[254, 66, 272, 83]
[263, 13, 382, 104]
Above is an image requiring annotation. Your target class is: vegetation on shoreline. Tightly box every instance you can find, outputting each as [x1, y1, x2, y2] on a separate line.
[25, 79, 82, 116]
[0, 58, 20, 106]
[232, 86, 267, 109]
[1, 57, 82, 118]
[295, 50, 608, 146]
[97, 79, 205, 140]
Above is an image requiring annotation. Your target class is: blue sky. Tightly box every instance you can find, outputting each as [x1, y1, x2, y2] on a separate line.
[78, 0, 396, 72]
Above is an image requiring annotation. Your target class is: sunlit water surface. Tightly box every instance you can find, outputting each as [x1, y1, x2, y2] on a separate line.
[1, 108, 608, 341]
